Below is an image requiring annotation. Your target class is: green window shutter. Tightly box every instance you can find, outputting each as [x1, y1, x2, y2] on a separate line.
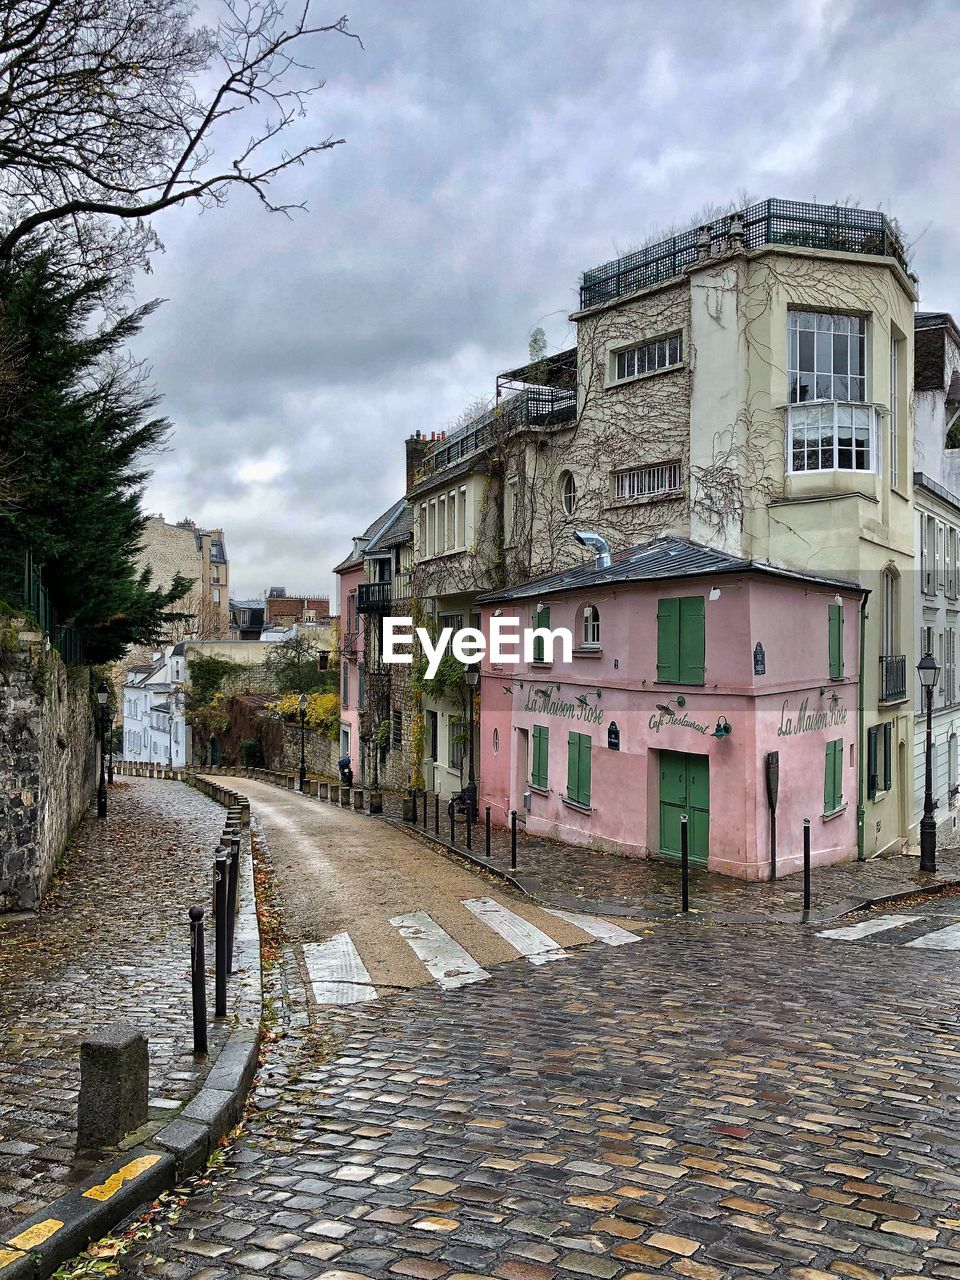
[657, 598, 680, 682]
[578, 734, 592, 807]
[532, 725, 549, 788]
[567, 731, 579, 800]
[533, 606, 550, 662]
[867, 726, 878, 801]
[833, 737, 843, 809]
[679, 596, 706, 685]
[883, 722, 892, 792]
[828, 604, 844, 678]
[824, 740, 837, 813]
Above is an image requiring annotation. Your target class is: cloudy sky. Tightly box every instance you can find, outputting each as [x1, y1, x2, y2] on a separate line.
[131, 0, 960, 602]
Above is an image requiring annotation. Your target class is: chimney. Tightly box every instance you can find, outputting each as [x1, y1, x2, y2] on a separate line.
[406, 430, 431, 491]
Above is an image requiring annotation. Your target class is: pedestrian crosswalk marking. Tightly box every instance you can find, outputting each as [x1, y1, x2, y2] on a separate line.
[905, 921, 960, 950]
[390, 911, 491, 989]
[543, 907, 641, 947]
[461, 896, 567, 964]
[817, 915, 920, 941]
[303, 932, 378, 1005]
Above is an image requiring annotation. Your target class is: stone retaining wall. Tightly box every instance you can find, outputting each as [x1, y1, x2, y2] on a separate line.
[0, 623, 96, 911]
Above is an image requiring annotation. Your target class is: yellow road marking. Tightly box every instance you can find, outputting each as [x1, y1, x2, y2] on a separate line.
[6, 1220, 63, 1250]
[82, 1154, 161, 1202]
[0, 1248, 25, 1271]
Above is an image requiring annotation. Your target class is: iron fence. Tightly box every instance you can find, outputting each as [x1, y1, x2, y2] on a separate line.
[418, 385, 577, 483]
[580, 198, 910, 309]
[0, 541, 86, 664]
[879, 653, 907, 703]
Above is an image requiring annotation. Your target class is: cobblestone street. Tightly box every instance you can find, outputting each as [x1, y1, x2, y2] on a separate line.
[0, 779, 230, 1234]
[108, 787, 960, 1280]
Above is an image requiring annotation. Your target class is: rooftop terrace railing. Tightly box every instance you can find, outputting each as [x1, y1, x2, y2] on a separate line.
[579, 199, 909, 310]
[417, 384, 577, 484]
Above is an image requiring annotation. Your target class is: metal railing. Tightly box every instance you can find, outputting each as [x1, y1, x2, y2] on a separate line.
[357, 580, 393, 613]
[0, 542, 86, 664]
[417, 385, 577, 484]
[580, 198, 910, 309]
[879, 653, 907, 703]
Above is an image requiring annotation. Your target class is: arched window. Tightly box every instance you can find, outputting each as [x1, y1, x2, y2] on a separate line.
[881, 566, 899, 657]
[560, 470, 577, 516]
[581, 603, 600, 648]
[493, 727, 500, 754]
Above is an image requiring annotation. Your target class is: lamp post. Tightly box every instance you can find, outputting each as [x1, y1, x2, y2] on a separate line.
[464, 666, 479, 824]
[918, 649, 941, 873]
[96, 679, 108, 818]
[298, 692, 308, 792]
[107, 708, 115, 784]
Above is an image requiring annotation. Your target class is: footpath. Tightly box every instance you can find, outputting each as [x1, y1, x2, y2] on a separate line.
[0, 777, 261, 1278]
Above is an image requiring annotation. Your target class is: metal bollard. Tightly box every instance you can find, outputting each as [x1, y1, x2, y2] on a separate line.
[226, 832, 240, 974]
[510, 809, 517, 870]
[450, 802, 456, 847]
[214, 848, 228, 1018]
[422, 789, 428, 829]
[485, 806, 491, 859]
[434, 792, 440, 836]
[680, 814, 690, 913]
[466, 806, 472, 851]
[189, 906, 208, 1056]
[803, 817, 811, 915]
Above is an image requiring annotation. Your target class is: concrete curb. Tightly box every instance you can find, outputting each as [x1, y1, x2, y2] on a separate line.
[0, 787, 263, 1280]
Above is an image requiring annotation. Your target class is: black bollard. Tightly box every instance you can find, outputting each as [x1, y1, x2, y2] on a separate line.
[803, 817, 811, 914]
[680, 814, 690, 913]
[434, 792, 440, 836]
[510, 809, 517, 870]
[485, 806, 491, 860]
[226, 832, 240, 975]
[450, 802, 456, 847]
[466, 805, 472, 851]
[422, 789, 428, 829]
[189, 906, 208, 1056]
[214, 848, 228, 1018]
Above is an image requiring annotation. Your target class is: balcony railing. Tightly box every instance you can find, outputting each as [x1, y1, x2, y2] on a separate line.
[416, 385, 577, 485]
[580, 199, 910, 310]
[357, 580, 393, 613]
[879, 654, 907, 703]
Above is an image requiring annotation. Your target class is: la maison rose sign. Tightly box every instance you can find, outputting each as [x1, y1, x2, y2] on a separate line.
[777, 696, 848, 737]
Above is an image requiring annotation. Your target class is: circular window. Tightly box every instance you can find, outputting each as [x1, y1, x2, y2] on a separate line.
[560, 470, 577, 516]
[493, 728, 500, 754]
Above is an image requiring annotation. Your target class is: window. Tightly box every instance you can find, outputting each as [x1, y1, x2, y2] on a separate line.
[615, 461, 682, 502]
[788, 402, 877, 473]
[561, 471, 577, 516]
[531, 724, 549, 789]
[823, 738, 844, 814]
[881, 569, 898, 659]
[493, 727, 500, 754]
[213, 588, 221, 604]
[949, 528, 959, 600]
[937, 521, 945, 592]
[392, 708, 403, 749]
[612, 332, 682, 383]
[358, 663, 366, 712]
[532, 606, 550, 662]
[340, 726, 350, 759]
[426, 709, 438, 761]
[867, 723, 893, 801]
[449, 716, 465, 770]
[566, 731, 591, 807]
[947, 629, 957, 706]
[656, 596, 705, 685]
[789, 311, 865, 404]
[341, 662, 349, 708]
[581, 603, 600, 648]
[951, 734, 959, 799]
[505, 477, 518, 545]
[890, 336, 901, 489]
[923, 516, 936, 594]
[828, 604, 844, 679]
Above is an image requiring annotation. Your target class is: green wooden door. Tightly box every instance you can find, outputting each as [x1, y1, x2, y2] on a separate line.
[658, 750, 710, 864]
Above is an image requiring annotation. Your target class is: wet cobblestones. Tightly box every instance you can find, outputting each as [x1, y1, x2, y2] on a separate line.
[121, 916, 960, 1280]
[0, 778, 229, 1232]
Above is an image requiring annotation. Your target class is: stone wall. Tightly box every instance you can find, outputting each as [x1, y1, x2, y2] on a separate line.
[277, 723, 339, 779]
[0, 624, 96, 911]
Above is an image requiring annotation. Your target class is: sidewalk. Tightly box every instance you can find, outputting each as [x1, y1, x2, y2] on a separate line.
[393, 792, 960, 921]
[0, 778, 233, 1238]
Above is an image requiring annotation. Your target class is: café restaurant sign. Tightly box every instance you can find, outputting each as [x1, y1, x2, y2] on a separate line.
[777, 696, 848, 737]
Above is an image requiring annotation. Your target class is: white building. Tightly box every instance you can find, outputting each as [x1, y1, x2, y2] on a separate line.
[913, 312, 960, 837]
[122, 643, 189, 768]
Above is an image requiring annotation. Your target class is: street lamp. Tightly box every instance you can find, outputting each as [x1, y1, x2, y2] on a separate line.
[298, 692, 308, 792]
[918, 649, 941, 873]
[464, 665, 479, 823]
[96, 679, 109, 818]
[107, 706, 115, 784]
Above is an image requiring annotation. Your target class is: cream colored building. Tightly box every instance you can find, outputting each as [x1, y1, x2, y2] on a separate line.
[136, 516, 230, 639]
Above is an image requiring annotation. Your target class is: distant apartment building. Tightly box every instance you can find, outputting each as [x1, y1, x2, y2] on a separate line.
[229, 598, 265, 640]
[136, 515, 230, 638]
[122, 644, 189, 767]
[264, 588, 331, 629]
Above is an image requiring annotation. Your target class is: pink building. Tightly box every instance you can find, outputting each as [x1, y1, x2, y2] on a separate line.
[478, 537, 866, 880]
[333, 556, 364, 769]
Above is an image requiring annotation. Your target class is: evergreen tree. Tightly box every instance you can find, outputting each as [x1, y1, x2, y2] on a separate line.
[0, 248, 190, 661]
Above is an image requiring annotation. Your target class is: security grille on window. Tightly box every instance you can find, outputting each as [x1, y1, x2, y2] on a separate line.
[787, 311, 876, 474]
[392, 709, 403, 749]
[613, 333, 681, 382]
[615, 462, 681, 502]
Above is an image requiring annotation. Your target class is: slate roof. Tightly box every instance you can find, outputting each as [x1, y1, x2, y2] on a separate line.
[333, 500, 406, 572]
[365, 501, 413, 553]
[478, 536, 864, 604]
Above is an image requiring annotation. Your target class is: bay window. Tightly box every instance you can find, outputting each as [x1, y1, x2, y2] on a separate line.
[787, 310, 876, 474]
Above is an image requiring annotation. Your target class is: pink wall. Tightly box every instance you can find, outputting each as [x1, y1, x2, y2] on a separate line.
[335, 561, 365, 769]
[479, 573, 861, 880]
